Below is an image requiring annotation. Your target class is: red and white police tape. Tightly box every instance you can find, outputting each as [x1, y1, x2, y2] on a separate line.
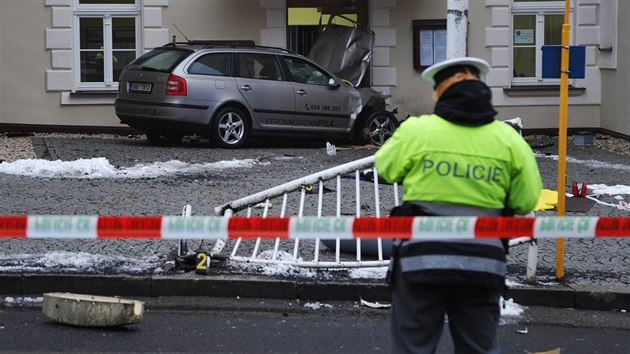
[0, 215, 629, 240]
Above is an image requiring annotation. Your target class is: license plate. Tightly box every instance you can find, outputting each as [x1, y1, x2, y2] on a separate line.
[129, 82, 152, 93]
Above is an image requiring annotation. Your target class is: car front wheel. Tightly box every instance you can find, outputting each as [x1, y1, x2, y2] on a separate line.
[356, 111, 397, 146]
[211, 107, 249, 149]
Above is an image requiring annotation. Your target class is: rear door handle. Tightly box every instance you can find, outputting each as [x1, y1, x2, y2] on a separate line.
[296, 89, 307, 96]
[240, 85, 252, 92]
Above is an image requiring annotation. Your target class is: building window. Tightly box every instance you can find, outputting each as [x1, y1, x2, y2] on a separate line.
[74, 0, 140, 91]
[512, 1, 568, 84]
[412, 20, 446, 71]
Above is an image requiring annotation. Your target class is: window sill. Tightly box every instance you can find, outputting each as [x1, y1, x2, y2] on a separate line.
[503, 85, 585, 98]
[61, 91, 117, 105]
[70, 90, 118, 96]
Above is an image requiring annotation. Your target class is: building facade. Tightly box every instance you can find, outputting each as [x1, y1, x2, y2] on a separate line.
[0, 0, 627, 136]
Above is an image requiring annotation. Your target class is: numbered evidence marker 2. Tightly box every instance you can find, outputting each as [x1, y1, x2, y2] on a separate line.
[195, 251, 210, 275]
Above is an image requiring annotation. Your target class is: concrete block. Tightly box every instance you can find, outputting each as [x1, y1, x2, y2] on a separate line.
[577, 5, 597, 26]
[45, 28, 72, 49]
[143, 28, 170, 49]
[45, 0, 72, 6]
[143, 7, 163, 28]
[373, 27, 396, 47]
[42, 292, 144, 327]
[573, 132, 594, 145]
[372, 47, 390, 67]
[46, 70, 74, 91]
[143, 0, 169, 6]
[371, 9, 390, 27]
[260, 28, 285, 48]
[51, 50, 73, 70]
[266, 9, 286, 28]
[485, 27, 510, 47]
[491, 7, 510, 27]
[490, 47, 510, 67]
[51, 7, 72, 28]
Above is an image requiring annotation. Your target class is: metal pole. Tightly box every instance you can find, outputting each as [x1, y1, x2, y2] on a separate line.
[447, 0, 469, 58]
[556, 0, 572, 280]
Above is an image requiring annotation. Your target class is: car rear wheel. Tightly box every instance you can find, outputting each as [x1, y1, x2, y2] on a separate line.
[356, 111, 397, 146]
[211, 107, 249, 149]
[146, 131, 184, 145]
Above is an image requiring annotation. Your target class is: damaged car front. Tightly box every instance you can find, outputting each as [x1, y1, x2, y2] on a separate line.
[307, 17, 398, 145]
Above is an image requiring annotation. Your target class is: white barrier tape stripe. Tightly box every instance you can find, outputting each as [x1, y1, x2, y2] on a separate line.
[161, 216, 229, 240]
[533, 216, 598, 239]
[412, 216, 477, 240]
[288, 216, 354, 240]
[26, 215, 98, 239]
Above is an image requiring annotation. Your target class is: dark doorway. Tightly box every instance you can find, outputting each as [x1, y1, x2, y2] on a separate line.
[286, 0, 368, 56]
[286, 0, 369, 85]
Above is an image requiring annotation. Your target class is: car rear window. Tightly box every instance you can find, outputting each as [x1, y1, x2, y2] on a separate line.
[126, 49, 192, 72]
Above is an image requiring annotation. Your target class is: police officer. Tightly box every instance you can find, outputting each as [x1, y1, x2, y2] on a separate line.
[375, 57, 542, 354]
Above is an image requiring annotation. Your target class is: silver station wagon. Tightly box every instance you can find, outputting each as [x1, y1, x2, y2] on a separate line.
[115, 41, 397, 148]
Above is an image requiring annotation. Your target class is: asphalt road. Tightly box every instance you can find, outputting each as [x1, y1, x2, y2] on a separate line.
[2, 298, 630, 353]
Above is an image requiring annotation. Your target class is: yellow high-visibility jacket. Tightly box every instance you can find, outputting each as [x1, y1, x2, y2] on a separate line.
[375, 114, 542, 215]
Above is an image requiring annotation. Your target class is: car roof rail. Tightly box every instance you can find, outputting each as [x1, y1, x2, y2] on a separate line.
[162, 40, 257, 49]
[160, 41, 301, 56]
[250, 45, 299, 55]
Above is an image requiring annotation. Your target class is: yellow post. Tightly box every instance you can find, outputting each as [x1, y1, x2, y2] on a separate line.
[556, 0, 572, 280]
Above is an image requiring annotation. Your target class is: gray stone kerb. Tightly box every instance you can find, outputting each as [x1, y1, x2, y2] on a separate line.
[1, 273, 630, 311]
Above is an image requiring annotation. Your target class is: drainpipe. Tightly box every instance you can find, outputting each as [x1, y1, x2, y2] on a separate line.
[447, 0, 469, 59]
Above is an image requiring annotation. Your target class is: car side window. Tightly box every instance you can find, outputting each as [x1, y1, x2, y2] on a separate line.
[188, 53, 231, 76]
[282, 57, 330, 86]
[236, 53, 282, 81]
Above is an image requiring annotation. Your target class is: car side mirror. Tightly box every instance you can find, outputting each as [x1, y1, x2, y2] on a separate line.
[328, 78, 340, 88]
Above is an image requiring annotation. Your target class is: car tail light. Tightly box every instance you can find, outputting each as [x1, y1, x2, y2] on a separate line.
[166, 74, 187, 96]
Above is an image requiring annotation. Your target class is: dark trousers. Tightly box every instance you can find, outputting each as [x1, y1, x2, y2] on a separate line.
[391, 268, 501, 354]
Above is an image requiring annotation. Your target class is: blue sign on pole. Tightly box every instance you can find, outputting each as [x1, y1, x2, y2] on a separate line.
[541, 45, 586, 79]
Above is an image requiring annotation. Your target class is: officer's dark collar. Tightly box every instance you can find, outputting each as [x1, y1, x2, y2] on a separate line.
[433, 80, 497, 126]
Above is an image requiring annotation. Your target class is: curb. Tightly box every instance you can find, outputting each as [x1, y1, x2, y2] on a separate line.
[1, 273, 630, 311]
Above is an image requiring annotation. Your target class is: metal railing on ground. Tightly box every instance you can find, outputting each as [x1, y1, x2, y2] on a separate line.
[198, 155, 538, 278]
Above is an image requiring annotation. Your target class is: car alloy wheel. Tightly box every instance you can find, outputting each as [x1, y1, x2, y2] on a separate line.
[212, 107, 249, 148]
[360, 111, 397, 146]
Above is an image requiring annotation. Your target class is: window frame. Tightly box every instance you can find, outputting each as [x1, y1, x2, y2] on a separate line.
[412, 19, 447, 71]
[72, 0, 141, 91]
[511, 1, 572, 85]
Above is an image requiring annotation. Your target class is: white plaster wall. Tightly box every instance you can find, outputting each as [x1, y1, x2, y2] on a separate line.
[163, 0, 265, 44]
[388, 0, 448, 120]
[0, 1, 77, 127]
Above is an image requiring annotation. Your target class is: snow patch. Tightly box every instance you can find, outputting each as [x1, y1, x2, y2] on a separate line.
[0, 158, 260, 179]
